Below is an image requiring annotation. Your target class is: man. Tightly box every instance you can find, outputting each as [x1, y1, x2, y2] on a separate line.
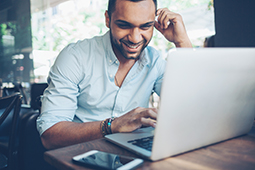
[37, 0, 192, 150]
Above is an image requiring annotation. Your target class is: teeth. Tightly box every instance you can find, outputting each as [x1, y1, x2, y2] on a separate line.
[126, 43, 139, 49]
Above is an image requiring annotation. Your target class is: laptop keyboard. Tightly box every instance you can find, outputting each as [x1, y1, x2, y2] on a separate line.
[128, 136, 154, 151]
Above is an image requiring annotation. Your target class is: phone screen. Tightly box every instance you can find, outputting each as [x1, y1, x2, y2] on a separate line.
[73, 150, 142, 170]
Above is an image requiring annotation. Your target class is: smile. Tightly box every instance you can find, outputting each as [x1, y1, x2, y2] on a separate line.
[122, 40, 144, 50]
[125, 43, 140, 49]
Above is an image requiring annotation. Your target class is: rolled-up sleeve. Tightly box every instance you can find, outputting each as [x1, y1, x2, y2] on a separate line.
[37, 44, 83, 136]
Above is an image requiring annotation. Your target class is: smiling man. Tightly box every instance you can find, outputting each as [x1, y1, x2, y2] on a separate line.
[37, 0, 192, 150]
[107, 0, 155, 61]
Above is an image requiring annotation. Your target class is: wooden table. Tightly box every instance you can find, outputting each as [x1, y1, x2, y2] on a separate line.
[44, 121, 255, 170]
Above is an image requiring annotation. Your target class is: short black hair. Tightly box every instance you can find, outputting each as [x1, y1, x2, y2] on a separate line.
[107, 0, 157, 19]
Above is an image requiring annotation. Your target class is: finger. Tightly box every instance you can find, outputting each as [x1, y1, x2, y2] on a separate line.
[141, 117, 157, 128]
[156, 9, 164, 28]
[162, 13, 171, 29]
[156, 8, 165, 24]
[157, 8, 170, 29]
[134, 107, 147, 113]
[159, 10, 169, 29]
[154, 21, 164, 33]
[167, 12, 184, 26]
[156, 8, 163, 16]
[161, 10, 183, 28]
[151, 107, 158, 113]
[141, 108, 158, 120]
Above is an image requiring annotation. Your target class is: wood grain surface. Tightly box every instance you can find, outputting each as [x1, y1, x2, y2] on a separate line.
[44, 120, 255, 170]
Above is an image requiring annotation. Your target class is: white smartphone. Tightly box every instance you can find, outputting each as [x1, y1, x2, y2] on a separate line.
[72, 150, 144, 170]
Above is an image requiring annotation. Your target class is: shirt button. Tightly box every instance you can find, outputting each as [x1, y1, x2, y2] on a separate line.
[109, 59, 112, 63]
[110, 74, 113, 78]
[115, 61, 118, 64]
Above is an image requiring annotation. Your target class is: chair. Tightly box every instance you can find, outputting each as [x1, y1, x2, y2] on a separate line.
[0, 93, 22, 170]
[18, 83, 55, 170]
[30, 83, 48, 111]
[2, 84, 28, 105]
[18, 111, 56, 170]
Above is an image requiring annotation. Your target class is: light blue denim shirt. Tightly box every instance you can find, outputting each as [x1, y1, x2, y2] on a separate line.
[37, 31, 166, 136]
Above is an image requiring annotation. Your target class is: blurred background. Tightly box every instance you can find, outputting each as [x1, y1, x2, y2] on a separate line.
[0, 0, 254, 105]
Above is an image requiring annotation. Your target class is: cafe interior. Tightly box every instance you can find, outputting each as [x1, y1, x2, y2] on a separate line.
[0, 0, 254, 169]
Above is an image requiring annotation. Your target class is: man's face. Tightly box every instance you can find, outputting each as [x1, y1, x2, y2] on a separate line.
[105, 0, 156, 60]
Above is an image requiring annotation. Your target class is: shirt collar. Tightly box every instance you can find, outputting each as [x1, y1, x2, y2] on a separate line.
[103, 31, 118, 66]
[138, 49, 150, 67]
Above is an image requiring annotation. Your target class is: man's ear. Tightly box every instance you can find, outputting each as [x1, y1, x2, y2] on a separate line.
[105, 10, 110, 28]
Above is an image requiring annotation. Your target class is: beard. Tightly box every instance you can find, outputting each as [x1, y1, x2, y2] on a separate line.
[110, 31, 149, 60]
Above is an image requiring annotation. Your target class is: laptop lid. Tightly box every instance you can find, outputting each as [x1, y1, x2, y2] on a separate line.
[106, 48, 255, 161]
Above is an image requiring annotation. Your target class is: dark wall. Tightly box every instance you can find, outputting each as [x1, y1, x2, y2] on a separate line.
[214, 0, 255, 47]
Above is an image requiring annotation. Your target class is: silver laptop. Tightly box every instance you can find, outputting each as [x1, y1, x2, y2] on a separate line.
[105, 48, 255, 161]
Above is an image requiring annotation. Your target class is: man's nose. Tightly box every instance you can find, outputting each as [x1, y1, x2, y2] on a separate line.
[128, 28, 142, 44]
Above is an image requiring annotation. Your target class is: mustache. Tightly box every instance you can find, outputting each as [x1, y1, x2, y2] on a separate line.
[120, 39, 146, 46]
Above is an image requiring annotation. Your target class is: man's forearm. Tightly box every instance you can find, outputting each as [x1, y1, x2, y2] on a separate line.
[41, 121, 102, 150]
[175, 39, 193, 48]
[41, 107, 158, 150]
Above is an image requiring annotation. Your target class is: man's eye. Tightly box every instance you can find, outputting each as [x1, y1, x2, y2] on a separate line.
[117, 24, 130, 29]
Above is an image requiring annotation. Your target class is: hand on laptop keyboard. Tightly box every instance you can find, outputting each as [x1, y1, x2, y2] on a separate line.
[111, 107, 158, 133]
